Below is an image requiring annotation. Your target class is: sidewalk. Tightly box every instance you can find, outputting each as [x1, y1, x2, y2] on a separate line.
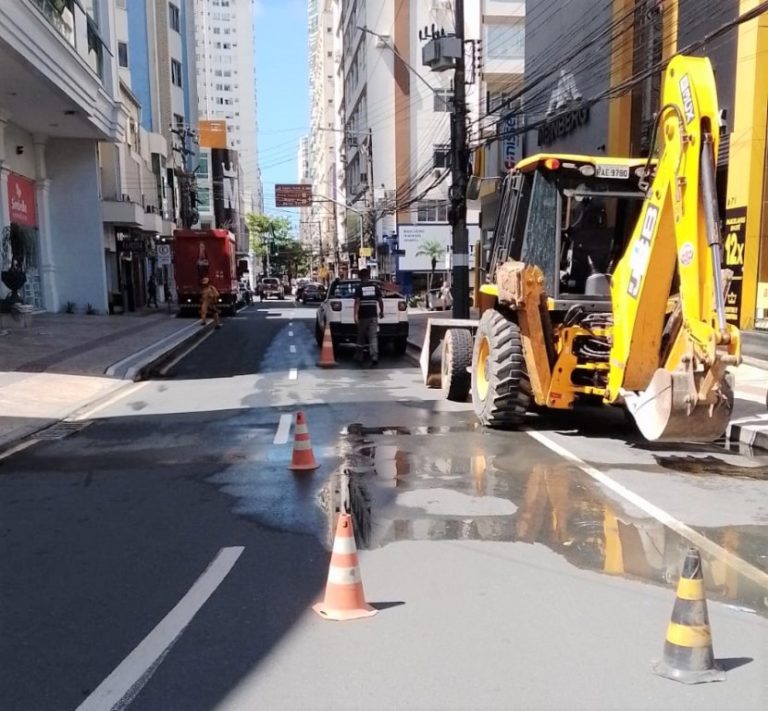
[0, 308, 210, 448]
[408, 310, 768, 449]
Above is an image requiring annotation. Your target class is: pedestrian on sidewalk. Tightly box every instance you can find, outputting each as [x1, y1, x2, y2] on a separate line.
[200, 277, 221, 329]
[147, 275, 159, 308]
[354, 267, 384, 366]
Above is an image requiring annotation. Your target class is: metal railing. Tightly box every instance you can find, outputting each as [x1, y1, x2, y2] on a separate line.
[29, 0, 74, 45]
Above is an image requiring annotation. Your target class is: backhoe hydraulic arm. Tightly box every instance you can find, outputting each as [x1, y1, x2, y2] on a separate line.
[607, 55, 741, 441]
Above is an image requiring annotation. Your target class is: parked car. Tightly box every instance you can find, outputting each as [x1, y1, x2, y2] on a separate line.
[426, 286, 453, 311]
[298, 282, 326, 303]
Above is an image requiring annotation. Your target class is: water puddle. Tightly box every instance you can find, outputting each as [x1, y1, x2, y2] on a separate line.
[320, 423, 768, 617]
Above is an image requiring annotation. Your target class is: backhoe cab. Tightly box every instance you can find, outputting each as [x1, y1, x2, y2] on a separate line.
[431, 55, 741, 442]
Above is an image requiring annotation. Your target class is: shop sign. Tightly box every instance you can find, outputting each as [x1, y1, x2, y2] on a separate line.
[722, 206, 747, 325]
[121, 237, 146, 252]
[7, 173, 37, 226]
[499, 113, 523, 170]
[538, 106, 590, 146]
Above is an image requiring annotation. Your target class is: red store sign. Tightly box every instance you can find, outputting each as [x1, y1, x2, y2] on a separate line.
[7, 173, 37, 227]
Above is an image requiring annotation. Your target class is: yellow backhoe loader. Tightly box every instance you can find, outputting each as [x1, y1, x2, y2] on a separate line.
[423, 54, 741, 442]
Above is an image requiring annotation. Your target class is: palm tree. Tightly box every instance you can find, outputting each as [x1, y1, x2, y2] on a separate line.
[415, 238, 445, 297]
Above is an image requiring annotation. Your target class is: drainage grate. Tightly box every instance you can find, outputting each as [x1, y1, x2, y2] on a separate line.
[34, 421, 92, 441]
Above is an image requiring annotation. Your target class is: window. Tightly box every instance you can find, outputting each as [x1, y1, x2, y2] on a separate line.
[417, 200, 450, 222]
[168, 3, 180, 32]
[197, 153, 209, 179]
[118, 41, 128, 68]
[171, 59, 183, 87]
[196, 187, 210, 212]
[433, 89, 453, 112]
[484, 21, 525, 60]
[433, 144, 451, 168]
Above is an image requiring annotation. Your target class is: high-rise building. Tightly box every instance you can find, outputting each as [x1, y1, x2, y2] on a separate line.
[310, 1, 524, 288]
[194, 0, 263, 248]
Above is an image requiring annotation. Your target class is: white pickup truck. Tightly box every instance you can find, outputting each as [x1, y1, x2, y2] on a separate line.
[315, 279, 409, 355]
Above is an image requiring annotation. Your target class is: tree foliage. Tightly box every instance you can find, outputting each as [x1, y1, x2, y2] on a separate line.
[245, 213, 311, 280]
[416, 238, 445, 292]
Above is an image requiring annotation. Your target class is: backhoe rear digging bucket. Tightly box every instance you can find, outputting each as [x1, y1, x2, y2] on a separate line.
[628, 369, 733, 442]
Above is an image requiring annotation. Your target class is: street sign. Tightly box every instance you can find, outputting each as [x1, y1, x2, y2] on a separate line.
[359, 247, 372, 258]
[275, 184, 313, 207]
[157, 244, 172, 266]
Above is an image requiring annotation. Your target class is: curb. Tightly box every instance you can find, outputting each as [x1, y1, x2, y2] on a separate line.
[727, 419, 768, 453]
[105, 321, 215, 381]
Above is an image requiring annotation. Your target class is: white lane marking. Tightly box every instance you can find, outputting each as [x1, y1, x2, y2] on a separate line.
[526, 429, 768, 590]
[67, 382, 149, 422]
[289, 345, 296, 353]
[288, 368, 298, 381]
[289, 331, 294, 337]
[273, 414, 292, 444]
[76, 546, 244, 711]
[0, 439, 38, 462]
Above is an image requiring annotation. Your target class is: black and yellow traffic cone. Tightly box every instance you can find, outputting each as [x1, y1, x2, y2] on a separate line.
[652, 547, 725, 684]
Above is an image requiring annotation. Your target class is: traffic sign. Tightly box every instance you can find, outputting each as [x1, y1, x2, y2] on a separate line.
[275, 184, 313, 207]
[157, 243, 172, 265]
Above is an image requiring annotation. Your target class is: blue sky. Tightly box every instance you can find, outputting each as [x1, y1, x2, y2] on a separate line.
[254, 0, 309, 225]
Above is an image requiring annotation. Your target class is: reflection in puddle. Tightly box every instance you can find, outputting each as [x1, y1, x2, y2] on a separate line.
[654, 454, 768, 479]
[320, 424, 768, 617]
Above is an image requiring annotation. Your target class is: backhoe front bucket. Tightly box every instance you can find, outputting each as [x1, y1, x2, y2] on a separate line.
[628, 369, 733, 443]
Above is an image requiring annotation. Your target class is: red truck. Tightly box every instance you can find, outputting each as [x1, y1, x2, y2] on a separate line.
[173, 228, 238, 315]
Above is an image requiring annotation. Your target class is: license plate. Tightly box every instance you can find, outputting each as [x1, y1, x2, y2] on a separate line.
[595, 164, 630, 179]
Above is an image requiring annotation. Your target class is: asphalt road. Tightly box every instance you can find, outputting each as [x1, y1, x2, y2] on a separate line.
[1, 300, 767, 711]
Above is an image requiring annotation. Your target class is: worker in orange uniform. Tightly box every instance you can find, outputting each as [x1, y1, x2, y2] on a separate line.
[200, 277, 221, 329]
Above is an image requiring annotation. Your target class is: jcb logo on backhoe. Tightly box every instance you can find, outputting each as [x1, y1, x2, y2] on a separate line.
[679, 75, 695, 124]
[627, 204, 658, 299]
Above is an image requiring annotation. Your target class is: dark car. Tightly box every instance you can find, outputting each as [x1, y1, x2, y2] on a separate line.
[298, 282, 326, 303]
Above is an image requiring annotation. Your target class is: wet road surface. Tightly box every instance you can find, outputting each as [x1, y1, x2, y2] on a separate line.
[1, 300, 767, 710]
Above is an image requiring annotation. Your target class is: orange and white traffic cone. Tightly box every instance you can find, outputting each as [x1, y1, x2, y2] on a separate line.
[317, 322, 337, 368]
[290, 410, 319, 471]
[313, 513, 377, 621]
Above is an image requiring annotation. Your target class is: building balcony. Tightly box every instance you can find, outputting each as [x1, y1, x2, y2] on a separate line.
[0, 1, 121, 141]
[142, 206, 163, 235]
[102, 197, 144, 228]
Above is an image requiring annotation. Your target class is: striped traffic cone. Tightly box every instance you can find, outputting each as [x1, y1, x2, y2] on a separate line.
[290, 411, 319, 471]
[317, 322, 337, 368]
[652, 548, 725, 684]
[313, 513, 377, 621]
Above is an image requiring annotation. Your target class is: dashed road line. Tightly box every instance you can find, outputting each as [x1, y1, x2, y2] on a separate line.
[289, 331, 294, 337]
[289, 345, 296, 353]
[0, 439, 38, 462]
[526, 429, 768, 590]
[273, 413, 292, 444]
[76, 546, 244, 711]
[289, 368, 298, 381]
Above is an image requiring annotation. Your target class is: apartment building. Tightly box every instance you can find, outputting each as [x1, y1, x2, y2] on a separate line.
[312, 0, 524, 291]
[194, 0, 263, 251]
[0, 0, 123, 312]
[307, 0, 344, 276]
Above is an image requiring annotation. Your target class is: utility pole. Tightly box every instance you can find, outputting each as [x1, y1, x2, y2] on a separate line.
[170, 124, 199, 229]
[450, 0, 469, 319]
[365, 128, 377, 277]
[420, 1, 470, 318]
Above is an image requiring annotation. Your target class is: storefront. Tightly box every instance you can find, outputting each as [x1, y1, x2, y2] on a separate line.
[4, 172, 42, 308]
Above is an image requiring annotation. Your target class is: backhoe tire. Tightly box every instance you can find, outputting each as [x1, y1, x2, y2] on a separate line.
[471, 309, 531, 428]
[441, 328, 473, 401]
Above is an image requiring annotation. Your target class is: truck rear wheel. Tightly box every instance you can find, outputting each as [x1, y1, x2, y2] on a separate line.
[441, 328, 473, 401]
[471, 309, 531, 428]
